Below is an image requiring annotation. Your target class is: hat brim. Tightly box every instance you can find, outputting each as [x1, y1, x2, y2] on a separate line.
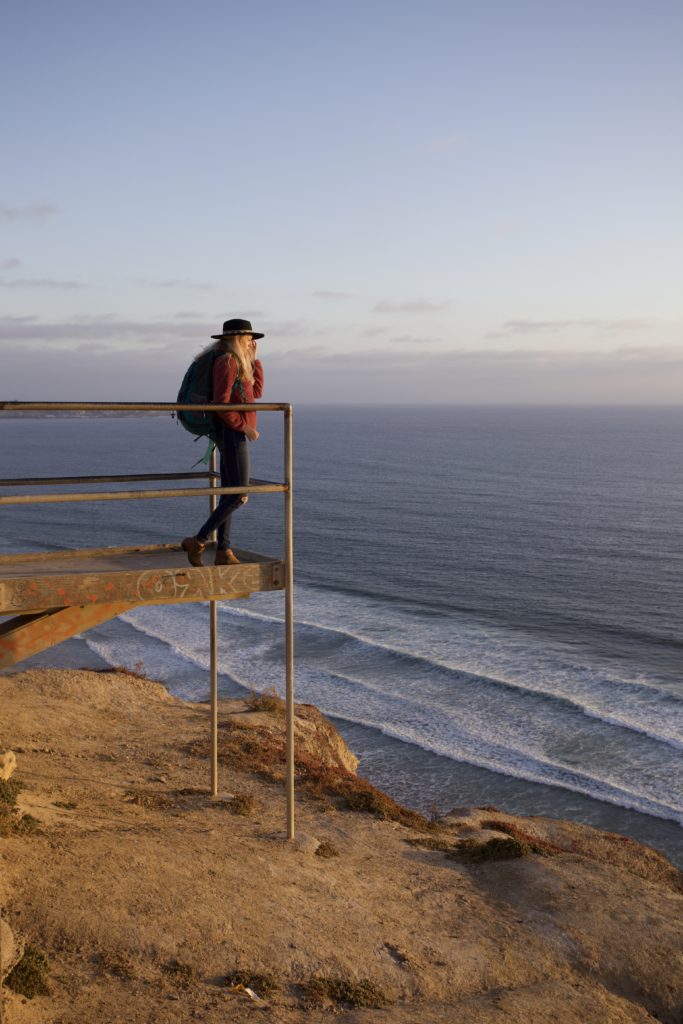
[211, 331, 264, 340]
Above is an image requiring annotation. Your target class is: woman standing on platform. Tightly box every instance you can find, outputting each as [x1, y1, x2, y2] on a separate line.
[182, 318, 264, 567]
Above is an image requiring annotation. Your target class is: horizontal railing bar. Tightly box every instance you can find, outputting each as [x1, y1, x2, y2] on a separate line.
[0, 401, 290, 412]
[0, 483, 286, 506]
[0, 471, 218, 487]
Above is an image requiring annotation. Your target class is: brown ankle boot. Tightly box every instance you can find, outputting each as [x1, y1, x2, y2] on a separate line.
[181, 536, 206, 567]
[215, 548, 240, 566]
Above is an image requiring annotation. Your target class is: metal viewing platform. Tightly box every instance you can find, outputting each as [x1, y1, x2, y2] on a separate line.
[0, 400, 296, 836]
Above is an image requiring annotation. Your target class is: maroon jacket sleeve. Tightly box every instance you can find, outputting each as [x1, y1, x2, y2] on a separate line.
[253, 359, 264, 399]
[213, 354, 249, 432]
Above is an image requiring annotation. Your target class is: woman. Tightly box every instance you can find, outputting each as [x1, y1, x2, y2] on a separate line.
[182, 318, 264, 567]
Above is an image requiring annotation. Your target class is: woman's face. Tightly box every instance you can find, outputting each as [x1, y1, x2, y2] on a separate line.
[235, 333, 255, 356]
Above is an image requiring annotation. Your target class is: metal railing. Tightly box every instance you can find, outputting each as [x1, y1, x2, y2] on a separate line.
[0, 400, 296, 839]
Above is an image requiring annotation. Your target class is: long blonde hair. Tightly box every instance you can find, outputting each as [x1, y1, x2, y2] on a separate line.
[198, 333, 255, 384]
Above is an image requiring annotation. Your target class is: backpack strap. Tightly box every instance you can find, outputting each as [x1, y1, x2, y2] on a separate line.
[232, 374, 247, 403]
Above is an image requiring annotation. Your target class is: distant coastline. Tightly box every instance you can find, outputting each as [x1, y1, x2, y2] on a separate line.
[0, 410, 167, 418]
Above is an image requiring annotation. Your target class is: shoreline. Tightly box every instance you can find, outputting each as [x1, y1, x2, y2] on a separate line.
[7, 640, 683, 869]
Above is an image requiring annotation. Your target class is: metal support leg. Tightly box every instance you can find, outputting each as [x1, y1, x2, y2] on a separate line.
[210, 598, 218, 797]
[209, 447, 218, 797]
[284, 407, 295, 839]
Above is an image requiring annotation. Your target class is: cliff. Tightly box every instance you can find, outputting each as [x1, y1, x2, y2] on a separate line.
[0, 667, 681, 1023]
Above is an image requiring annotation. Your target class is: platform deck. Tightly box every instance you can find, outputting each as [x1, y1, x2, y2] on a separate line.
[0, 544, 284, 616]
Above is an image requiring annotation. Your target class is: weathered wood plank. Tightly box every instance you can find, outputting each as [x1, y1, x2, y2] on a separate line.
[0, 602, 134, 668]
[0, 543, 183, 568]
[0, 559, 284, 615]
[0, 544, 277, 571]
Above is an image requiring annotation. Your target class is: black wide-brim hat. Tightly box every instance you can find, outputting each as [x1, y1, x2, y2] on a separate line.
[211, 317, 264, 340]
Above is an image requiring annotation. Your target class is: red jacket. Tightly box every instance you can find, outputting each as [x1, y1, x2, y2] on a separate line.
[213, 354, 264, 432]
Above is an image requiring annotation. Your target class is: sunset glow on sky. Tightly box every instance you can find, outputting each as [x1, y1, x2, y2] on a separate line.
[2, 0, 682, 403]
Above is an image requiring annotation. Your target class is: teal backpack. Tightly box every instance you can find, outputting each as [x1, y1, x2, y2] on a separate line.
[176, 350, 246, 444]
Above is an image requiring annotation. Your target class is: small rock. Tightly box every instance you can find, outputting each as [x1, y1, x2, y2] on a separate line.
[0, 750, 17, 782]
[292, 832, 321, 856]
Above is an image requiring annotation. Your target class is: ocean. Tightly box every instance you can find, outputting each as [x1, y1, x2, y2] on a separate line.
[1, 406, 682, 866]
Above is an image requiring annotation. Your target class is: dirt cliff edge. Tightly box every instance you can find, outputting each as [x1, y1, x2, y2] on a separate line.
[1, 668, 681, 1024]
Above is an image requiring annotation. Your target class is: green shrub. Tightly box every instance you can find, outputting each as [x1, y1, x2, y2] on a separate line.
[5, 945, 50, 998]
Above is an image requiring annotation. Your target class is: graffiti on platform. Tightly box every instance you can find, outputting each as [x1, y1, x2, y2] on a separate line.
[134, 567, 248, 602]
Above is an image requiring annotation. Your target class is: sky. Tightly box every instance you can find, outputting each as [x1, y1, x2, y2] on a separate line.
[2, 0, 682, 404]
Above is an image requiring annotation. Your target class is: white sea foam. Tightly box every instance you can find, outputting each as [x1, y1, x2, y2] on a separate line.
[82, 592, 683, 826]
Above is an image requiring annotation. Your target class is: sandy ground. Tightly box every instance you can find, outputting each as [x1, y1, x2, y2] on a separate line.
[0, 667, 681, 1024]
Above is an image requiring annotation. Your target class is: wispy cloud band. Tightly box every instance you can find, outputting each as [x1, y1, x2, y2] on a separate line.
[0, 202, 58, 221]
[373, 300, 448, 313]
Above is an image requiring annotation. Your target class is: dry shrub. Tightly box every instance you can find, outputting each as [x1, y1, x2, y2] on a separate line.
[0, 778, 22, 805]
[90, 661, 160, 684]
[315, 840, 340, 859]
[479, 819, 564, 857]
[295, 754, 430, 830]
[162, 959, 197, 989]
[123, 790, 174, 809]
[225, 793, 259, 816]
[12, 813, 40, 835]
[97, 948, 138, 979]
[198, 722, 287, 778]
[302, 976, 388, 1009]
[448, 836, 530, 863]
[224, 969, 278, 995]
[0, 778, 40, 837]
[245, 689, 285, 715]
[188, 721, 431, 829]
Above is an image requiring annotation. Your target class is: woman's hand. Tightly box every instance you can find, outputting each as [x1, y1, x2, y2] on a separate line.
[244, 426, 260, 441]
[249, 337, 258, 358]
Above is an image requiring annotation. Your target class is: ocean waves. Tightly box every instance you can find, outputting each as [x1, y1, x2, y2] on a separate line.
[82, 586, 683, 826]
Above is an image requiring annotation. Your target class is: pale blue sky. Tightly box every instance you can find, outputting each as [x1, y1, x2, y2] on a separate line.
[2, 0, 682, 402]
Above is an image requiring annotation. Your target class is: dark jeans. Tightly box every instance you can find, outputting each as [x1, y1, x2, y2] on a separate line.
[197, 424, 249, 550]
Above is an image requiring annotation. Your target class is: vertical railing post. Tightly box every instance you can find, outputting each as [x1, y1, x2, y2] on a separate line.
[284, 406, 295, 838]
[209, 446, 218, 797]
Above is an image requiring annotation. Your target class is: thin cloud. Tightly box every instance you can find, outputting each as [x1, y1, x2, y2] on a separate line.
[314, 290, 353, 299]
[361, 327, 387, 337]
[150, 278, 216, 291]
[373, 300, 449, 313]
[0, 202, 58, 221]
[0, 315, 39, 326]
[0, 313, 311, 347]
[0, 277, 83, 289]
[267, 343, 683, 368]
[390, 335, 435, 345]
[0, 258, 22, 270]
[493, 318, 656, 337]
[0, 315, 208, 345]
